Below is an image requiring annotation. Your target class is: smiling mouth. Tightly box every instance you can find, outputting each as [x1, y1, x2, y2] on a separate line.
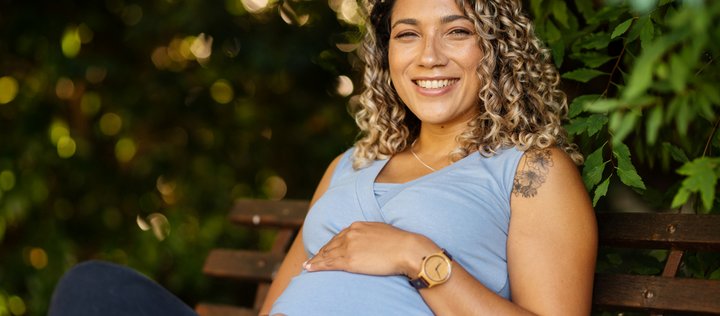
[414, 79, 459, 89]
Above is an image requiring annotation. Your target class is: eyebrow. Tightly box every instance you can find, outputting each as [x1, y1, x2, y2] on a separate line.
[391, 14, 471, 29]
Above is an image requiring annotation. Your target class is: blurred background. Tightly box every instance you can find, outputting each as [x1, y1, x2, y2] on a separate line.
[1, 0, 719, 315]
[0, 0, 362, 314]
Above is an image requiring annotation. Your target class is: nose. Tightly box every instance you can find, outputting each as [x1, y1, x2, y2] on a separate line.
[418, 33, 448, 68]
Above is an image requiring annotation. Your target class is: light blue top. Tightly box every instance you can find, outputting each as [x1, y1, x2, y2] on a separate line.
[270, 147, 524, 315]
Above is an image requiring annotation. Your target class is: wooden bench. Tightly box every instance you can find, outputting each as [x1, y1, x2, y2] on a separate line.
[195, 199, 720, 315]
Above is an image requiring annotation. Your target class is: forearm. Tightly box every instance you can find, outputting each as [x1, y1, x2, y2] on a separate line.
[419, 262, 535, 316]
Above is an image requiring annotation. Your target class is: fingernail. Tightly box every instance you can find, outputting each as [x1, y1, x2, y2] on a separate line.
[302, 260, 310, 270]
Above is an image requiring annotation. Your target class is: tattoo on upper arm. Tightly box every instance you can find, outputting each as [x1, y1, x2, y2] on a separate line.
[513, 149, 554, 198]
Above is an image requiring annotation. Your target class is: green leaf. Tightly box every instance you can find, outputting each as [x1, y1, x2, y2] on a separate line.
[662, 142, 689, 163]
[582, 144, 607, 190]
[544, 19, 562, 43]
[674, 95, 693, 136]
[613, 143, 647, 190]
[565, 117, 588, 135]
[552, 0, 570, 28]
[710, 267, 720, 280]
[585, 98, 622, 112]
[668, 53, 689, 93]
[611, 110, 639, 145]
[671, 187, 691, 208]
[593, 176, 611, 206]
[574, 0, 595, 21]
[612, 18, 634, 39]
[627, 15, 649, 42]
[646, 105, 663, 145]
[566, 114, 608, 137]
[576, 32, 612, 50]
[569, 94, 601, 118]
[562, 68, 607, 83]
[622, 34, 680, 100]
[586, 114, 609, 136]
[573, 52, 616, 68]
[550, 38, 565, 67]
[676, 157, 720, 211]
[640, 17, 655, 49]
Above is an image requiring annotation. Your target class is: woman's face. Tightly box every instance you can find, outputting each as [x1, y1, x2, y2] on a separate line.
[388, 0, 483, 127]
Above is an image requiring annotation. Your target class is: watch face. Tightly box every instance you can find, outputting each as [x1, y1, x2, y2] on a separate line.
[424, 254, 450, 282]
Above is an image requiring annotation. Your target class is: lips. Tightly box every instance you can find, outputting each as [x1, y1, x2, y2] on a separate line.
[414, 79, 459, 89]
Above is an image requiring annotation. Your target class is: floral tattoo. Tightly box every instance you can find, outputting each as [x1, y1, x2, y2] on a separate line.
[513, 149, 553, 198]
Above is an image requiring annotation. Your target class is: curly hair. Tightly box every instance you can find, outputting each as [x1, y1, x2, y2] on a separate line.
[351, 0, 583, 169]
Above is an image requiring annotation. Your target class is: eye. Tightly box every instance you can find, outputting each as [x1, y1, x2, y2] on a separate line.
[393, 31, 419, 40]
[447, 28, 474, 38]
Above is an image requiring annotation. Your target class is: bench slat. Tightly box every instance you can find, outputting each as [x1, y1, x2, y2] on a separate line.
[229, 199, 309, 228]
[195, 303, 256, 316]
[203, 249, 284, 282]
[597, 213, 720, 251]
[593, 274, 720, 314]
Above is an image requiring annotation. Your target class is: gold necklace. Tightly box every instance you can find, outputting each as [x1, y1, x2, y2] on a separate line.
[410, 140, 437, 172]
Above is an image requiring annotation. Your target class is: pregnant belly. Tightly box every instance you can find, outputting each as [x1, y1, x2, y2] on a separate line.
[270, 270, 432, 315]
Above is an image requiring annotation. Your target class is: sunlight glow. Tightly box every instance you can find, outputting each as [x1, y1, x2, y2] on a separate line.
[242, 0, 269, 13]
[263, 176, 287, 200]
[80, 92, 102, 115]
[115, 138, 137, 163]
[57, 136, 77, 158]
[55, 77, 75, 99]
[210, 79, 234, 104]
[100, 113, 123, 136]
[29, 247, 48, 269]
[0, 76, 19, 104]
[49, 120, 70, 145]
[336, 75, 354, 97]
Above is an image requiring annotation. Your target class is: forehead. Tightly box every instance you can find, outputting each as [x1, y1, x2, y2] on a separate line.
[390, 0, 466, 22]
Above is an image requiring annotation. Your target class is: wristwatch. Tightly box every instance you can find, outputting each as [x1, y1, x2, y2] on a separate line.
[409, 249, 453, 289]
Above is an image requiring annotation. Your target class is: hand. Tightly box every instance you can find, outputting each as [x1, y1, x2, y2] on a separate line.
[304, 221, 437, 277]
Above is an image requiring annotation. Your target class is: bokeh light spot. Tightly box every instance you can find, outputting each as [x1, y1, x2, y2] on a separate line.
[263, 176, 287, 200]
[336, 75, 354, 97]
[57, 136, 77, 158]
[61, 26, 81, 58]
[0, 76, 19, 104]
[242, 0, 269, 13]
[99, 113, 122, 136]
[8, 296, 26, 315]
[55, 77, 75, 99]
[190, 33, 213, 60]
[0, 170, 16, 191]
[136, 213, 171, 241]
[29, 248, 48, 270]
[122, 4, 143, 26]
[115, 138, 137, 163]
[81, 92, 102, 115]
[49, 120, 70, 145]
[77, 23, 94, 43]
[86, 66, 107, 84]
[210, 79, 234, 104]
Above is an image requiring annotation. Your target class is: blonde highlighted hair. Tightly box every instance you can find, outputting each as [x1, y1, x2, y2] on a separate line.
[351, 0, 582, 169]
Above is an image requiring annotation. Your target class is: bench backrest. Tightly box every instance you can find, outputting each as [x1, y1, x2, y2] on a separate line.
[197, 200, 720, 316]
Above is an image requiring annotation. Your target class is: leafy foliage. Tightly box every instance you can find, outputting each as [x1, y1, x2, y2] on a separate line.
[533, 0, 720, 214]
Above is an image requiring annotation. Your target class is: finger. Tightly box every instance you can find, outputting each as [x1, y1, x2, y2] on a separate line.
[306, 256, 344, 272]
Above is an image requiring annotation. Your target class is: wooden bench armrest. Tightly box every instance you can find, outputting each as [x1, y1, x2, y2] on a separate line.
[228, 199, 309, 228]
[203, 249, 284, 282]
[593, 274, 720, 314]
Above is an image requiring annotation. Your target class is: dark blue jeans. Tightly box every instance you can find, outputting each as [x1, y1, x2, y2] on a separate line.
[49, 260, 198, 316]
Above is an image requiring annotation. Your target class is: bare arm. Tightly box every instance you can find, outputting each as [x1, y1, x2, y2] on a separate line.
[258, 153, 345, 315]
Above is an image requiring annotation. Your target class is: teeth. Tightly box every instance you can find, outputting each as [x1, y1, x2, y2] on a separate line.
[415, 79, 455, 89]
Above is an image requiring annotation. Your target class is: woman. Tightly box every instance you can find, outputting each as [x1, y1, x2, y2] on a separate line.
[262, 0, 596, 315]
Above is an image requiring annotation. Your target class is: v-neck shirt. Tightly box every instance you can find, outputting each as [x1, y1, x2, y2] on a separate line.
[270, 147, 525, 315]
